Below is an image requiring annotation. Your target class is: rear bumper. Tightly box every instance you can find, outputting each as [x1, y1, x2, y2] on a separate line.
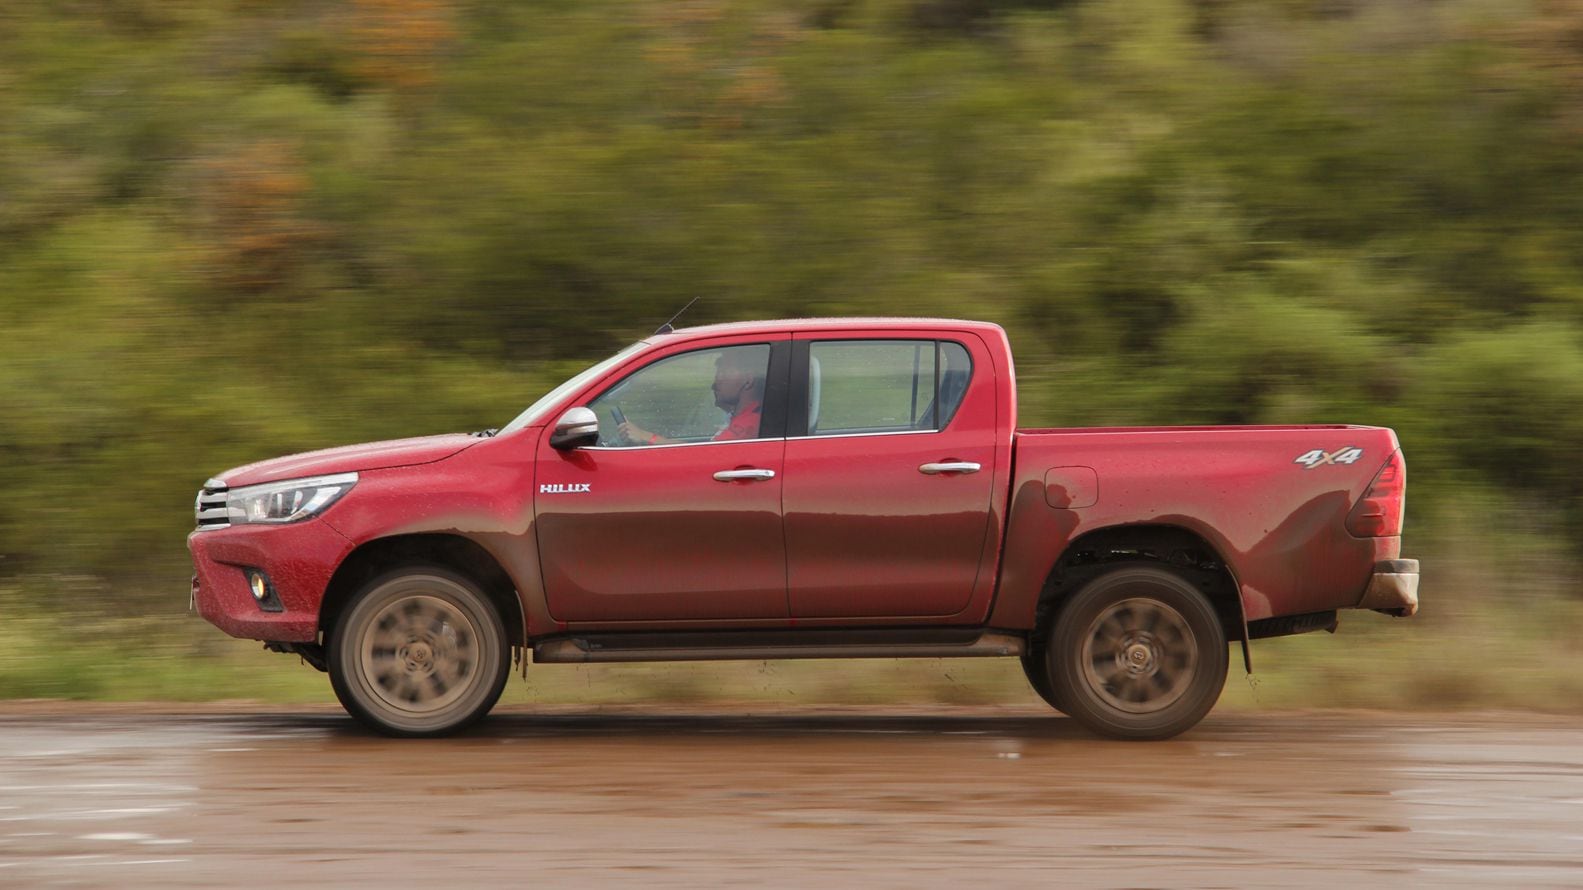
[1355, 558, 1419, 617]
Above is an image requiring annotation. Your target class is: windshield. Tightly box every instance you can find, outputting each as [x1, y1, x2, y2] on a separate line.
[499, 342, 647, 435]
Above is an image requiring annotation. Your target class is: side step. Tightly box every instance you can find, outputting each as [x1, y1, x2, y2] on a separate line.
[533, 628, 1026, 664]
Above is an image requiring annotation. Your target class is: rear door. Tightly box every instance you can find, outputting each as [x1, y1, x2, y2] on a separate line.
[782, 333, 999, 619]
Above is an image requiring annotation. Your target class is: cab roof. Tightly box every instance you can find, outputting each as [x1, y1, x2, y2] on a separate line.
[662, 317, 1006, 338]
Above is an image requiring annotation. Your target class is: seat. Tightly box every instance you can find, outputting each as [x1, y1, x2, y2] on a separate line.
[915, 368, 969, 430]
[807, 356, 822, 434]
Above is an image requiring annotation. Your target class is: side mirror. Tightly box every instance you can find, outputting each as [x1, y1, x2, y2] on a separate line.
[549, 407, 600, 450]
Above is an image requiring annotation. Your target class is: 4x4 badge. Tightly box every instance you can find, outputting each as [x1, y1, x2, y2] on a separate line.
[1294, 447, 1363, 469]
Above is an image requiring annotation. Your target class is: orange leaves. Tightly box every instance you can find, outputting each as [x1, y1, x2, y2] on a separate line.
[349, 0, 457, 92]
[199, 141, 325, 294]
[1490, 1, 1583, 133]
[642, 1, 801, 131]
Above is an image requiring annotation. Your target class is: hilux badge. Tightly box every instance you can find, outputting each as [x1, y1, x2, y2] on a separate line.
[1293, 447, 1363, 469]
[539, 483, 592, 494]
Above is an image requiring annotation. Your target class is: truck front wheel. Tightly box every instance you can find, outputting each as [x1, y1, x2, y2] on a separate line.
[328, 566, 510, 737]
[1045, 565, 1227, 740]
[1020, 649, 1064, 713]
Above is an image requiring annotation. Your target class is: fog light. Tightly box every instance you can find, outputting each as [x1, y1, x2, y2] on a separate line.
[249, 572, 268, 601]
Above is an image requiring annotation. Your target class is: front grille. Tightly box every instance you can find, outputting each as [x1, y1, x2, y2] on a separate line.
[195, 478, 230, 530]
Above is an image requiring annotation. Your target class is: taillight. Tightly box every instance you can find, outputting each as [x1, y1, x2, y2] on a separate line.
[1346, 450, 1405, 537]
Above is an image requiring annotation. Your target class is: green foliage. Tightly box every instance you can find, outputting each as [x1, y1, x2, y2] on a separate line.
[1412, 325, 1583, 509]
[2, 0, 1582, 633]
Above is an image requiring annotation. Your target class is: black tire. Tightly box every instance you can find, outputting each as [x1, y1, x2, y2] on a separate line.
[1045, 565, 1228, 741]
[1020, 649, 1064, 713]
[329, 565, 510, 738]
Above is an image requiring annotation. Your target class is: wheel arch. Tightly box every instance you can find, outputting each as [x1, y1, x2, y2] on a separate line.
[1035, 523, 1250, 670]
[319, 533, 526, 648]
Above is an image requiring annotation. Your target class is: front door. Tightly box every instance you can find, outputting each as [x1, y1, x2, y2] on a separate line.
[535, 339, 790, 624]
[783, 336, 997, 619]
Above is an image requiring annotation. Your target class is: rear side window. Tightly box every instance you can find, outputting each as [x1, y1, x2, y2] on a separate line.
[805, 339, 973, 436]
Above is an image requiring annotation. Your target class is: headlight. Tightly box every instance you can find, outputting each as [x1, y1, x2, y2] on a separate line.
[225, 473, 358, 525]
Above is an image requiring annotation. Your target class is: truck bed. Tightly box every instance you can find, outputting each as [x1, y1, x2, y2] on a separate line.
[992, 424, 1403, 627]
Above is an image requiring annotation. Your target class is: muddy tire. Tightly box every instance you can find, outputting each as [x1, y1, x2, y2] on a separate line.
[1020, 649, 1064, 713]
[1045, 565, 1227, 741]
[329, 566, 510, 738]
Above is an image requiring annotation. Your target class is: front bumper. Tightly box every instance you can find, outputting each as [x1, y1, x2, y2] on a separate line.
[188, 519, 354, 643]
[1355, 558, 1419, 617]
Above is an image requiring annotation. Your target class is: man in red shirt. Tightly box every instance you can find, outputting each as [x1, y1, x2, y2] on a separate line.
[618, 349, 763, 445]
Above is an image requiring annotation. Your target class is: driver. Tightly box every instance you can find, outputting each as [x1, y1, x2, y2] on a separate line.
[618, 350, 764, 445]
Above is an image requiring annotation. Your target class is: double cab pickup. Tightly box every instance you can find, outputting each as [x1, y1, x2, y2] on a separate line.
[190, 318, 1418, 739]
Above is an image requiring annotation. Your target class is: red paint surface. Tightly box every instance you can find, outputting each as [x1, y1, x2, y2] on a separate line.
[989, 428, 1403, 627]
[221, 434, 479, 488]
[188, 519, 353, 641]
[189, 318, 1410, 646]
[782, 327, 1008, 620]
[536, 438, 789, 622]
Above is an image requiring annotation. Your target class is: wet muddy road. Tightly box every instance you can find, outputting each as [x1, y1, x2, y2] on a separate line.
[1, 706, 1580, 888]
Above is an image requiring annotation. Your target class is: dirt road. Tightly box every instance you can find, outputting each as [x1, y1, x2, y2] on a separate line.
[1, 705, 1580, 888]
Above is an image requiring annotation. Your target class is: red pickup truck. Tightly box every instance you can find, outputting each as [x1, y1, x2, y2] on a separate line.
[190, 318, 1417, 739]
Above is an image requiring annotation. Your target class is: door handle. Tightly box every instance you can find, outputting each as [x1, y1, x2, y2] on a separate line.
[919, 461, 981, 475]
[714, 468, 776, 482]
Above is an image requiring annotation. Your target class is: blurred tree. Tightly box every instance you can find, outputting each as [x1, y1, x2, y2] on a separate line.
[2, 0, 1583, 603]
[350, 0, 457, 91]
[199, 140, 325, 294]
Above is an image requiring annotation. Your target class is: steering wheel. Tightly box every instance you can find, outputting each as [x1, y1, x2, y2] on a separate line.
[607, 403, 632, 445]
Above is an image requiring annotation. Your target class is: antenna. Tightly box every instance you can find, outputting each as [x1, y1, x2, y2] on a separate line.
[654, 297, 700, 335]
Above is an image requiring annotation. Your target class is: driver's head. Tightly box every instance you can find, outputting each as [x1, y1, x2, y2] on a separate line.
[712, 349, 764, 412]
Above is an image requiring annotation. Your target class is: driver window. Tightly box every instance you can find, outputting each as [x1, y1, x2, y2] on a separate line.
[588, 344, 771, 447]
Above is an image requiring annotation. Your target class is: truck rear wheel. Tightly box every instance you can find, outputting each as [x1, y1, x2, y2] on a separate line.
[328, 566, 510, 738]
[1045, 565, 1227, 740]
